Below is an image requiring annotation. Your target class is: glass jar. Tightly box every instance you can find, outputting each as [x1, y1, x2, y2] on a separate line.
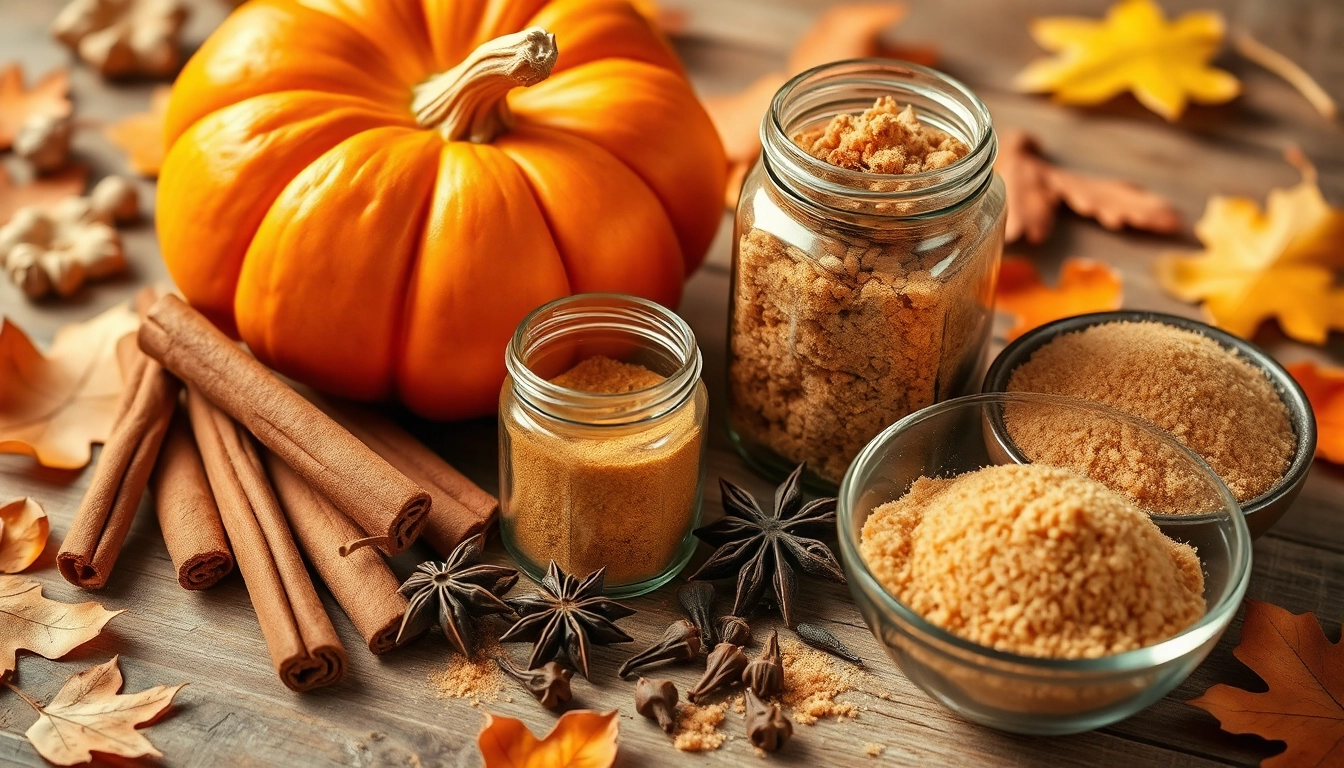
[499, 293, 708, 598]
[728, 60, 1005, 491]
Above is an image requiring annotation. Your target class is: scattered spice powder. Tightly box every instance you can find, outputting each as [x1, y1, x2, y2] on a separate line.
[865, 742, 886, 757]
[779, 638, 862, 725]
[506, 356, 703, 585]
[860, 464, 1205, 659]
[1006, 321, 1295, 506]
[673, 702, 727, 751]
[428, 639, 508, 706]
[794, 97, 969, 174]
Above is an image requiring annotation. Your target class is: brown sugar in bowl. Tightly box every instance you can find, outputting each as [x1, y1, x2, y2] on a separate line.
[982, 311, 1316, 538]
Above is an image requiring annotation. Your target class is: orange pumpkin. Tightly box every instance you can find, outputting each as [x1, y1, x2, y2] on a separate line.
[158, 0, 725, 419]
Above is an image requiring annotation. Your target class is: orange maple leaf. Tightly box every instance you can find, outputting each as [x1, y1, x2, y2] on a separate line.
[0, 164, 88, 226]
[0, 498, 49, 574]
[1189, 599, 1344, 768]
[1287, 362, 1344, 464]
[995, 257, 1124, 340]
[0, 64, 71, 151]
[478, 709, 618, 768]
[105, 86, 171, 178]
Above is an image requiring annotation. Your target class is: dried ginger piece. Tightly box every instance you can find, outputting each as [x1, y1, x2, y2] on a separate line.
[15, 115, 73, 173]
[51, 0, 188, 79]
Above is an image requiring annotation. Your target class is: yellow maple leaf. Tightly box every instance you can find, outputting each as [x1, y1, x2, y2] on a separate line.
[1014, 0, 1239, 121]
[1156, 150, 1344, 344]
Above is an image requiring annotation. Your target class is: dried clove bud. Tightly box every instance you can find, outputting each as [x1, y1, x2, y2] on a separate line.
[618, 619, 702, 678]
[795, 622, 863, 666]
[635, 677, 679, 734]
[716, 614, 752, 646]
[744, 688, 792, 752]
[742, 630, 783, 698]
[495, 656, 573, 709]
[687, 642, 748, 703]
[677, 581, 717, 645]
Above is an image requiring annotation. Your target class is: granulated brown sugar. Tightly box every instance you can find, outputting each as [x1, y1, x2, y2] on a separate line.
[673, 702, 727, 751]
[865, 743, 886, 757]
[860, 465, 1205, 659]
[779, 638, 861, 725]
[429, 640, 507, 705]
[507, 356, 703, 585]
[794, 97, 969, 174]
[1006, 321, 1294, 504]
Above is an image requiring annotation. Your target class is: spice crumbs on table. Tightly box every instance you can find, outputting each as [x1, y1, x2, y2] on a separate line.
[780, 638, 862, 725]
[673, 702, 728, 751]
[865, 742, 886, 757]
[428, 639, 507, 705]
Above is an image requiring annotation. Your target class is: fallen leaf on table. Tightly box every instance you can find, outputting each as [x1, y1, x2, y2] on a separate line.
[1188, 600, 1344, 767]
[0, 575, 123, 677]
[0, 302, 139, 469]
[478, 709, 619, 768]
[0, 64, 71, 152]
[789, 3, 906, 73]
[0, 164, 88, 227]
[105, 87, 172, 177]
[997, 130, 1182, 244]
[1287, 362, 1344, 464]
[995, 257, 1123, 340]
[705, 73, 790, 166]
[15, 656, 184, 765]
[1014, 0, 1239, 121]
[1156, 149, 1344, 345]
[0, 498, 49, 573]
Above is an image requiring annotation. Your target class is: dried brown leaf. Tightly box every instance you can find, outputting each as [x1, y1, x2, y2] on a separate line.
[0, 498, 49, 573]
[0, 575, 123, 677]
[0, 64, 71, 151]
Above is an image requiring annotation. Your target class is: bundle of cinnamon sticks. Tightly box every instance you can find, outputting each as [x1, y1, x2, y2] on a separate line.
[61, 289, 499, 692]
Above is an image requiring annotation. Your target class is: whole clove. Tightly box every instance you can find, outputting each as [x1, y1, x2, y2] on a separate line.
[716, 614, 752, 647]
[742, 630, 783, 698]
[635, 677, 679, 734]
[618, 619, 702, 678]
[795, 622, 863, 665]
[687, 642, 748, 703]
[677, 581, 717, 646]
[744, 688, 792, 752]
[495, 656, 573, 709]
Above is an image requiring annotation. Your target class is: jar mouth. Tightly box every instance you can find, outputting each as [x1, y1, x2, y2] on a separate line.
[762, 59, 997, 217]
[505, 293, 702, 426]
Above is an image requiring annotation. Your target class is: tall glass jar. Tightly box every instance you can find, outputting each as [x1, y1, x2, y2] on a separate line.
[500, 294, 708, 598]
[728, 60, 1005, 491]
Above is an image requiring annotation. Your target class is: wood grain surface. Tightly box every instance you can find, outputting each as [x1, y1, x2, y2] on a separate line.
[1, 0, 1341, 766]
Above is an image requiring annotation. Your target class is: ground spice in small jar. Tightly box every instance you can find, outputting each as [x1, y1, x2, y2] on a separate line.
[859, 464, 1205, 659]
[729, 64, 1005, 488]
[499, 294, 707, 597]
[1005, 320, 1295, 508]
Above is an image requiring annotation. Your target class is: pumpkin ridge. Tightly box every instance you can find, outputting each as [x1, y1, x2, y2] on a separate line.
[526, 0, 683, 76]
[292, 0, 438, 86]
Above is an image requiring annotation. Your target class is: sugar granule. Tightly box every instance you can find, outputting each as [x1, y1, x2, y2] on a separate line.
[779, 639, 861, 725]
[673, 703, 727, 751]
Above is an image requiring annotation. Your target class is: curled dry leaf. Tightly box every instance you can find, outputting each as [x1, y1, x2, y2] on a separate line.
[1188, 600, 1344, 768]
[0, 302, 139, 469]
[1156, 149, 1344, 345]
[17, 655, 184, 766]
[0, 64, 71, 152]
[996, 130, 1182, 244]
[995, 257, 1123, 340]
[105, 87, 172, 177]
[51, 0, 188, 79]
[0, 575, 123, 677]
[1287, 362, 1344, 464]
[478, 709, 619, 768]
[1014, 0, 1239, 121]
[0, 498, 49, 573]
[0, 164, 89, 228]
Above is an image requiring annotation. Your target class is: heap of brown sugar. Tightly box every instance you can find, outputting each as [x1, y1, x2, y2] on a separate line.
[860, 464, 1206, 659]
[550, 355, 664, 393]
[794, 96, 969, 174]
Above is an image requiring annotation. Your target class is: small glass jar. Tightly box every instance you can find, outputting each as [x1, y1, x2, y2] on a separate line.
[728, 60, 1006, 491]
[499, 293, 708, 598]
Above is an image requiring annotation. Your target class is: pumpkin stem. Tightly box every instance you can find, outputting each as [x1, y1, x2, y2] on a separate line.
[413, 27, 558, 143]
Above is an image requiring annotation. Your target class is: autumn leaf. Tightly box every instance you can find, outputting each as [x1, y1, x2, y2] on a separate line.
[0, 498, 49, 573]
[13, 656, 184, 766]
[996, 130, 1182, 244]
[0, 163, 88, 226]
[478, 709, 619, 768]
[789, 3, 909, 74]
[0, 64, 71, 151]
[995, 257, 1123, 340]
[1287, 362, 1344, 464]
[1189, 600, 1344, 767]
[0, 302, 140, 469]
[105, 86, 171, 177]
[1014, 0, 1239, 121]
[1156, 149, 1344, 345]
[0, 575, 123, 677]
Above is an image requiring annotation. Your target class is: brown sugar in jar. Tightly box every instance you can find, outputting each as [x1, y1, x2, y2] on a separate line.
[728, 65, 1006, 488]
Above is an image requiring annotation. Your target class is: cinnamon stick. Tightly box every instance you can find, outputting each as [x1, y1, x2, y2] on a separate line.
[323, 401, 498, 557]
[187, 388, 346, 691]
[265, 450, 410, 655]
[58, 292, 179, 589]
[151, 410, 234, 590]
[138, 294, 430, 555]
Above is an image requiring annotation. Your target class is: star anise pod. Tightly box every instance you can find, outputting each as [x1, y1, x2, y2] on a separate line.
[689, 464, 845, 627]
[397, 534, 519, 657]
[499, 561, 636, 679]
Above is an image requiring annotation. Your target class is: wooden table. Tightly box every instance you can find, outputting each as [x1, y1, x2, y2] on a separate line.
[2, 0, 1341, 765]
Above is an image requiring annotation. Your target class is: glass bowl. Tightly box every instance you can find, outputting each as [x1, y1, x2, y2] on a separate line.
[837, 392, 1252, 735]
